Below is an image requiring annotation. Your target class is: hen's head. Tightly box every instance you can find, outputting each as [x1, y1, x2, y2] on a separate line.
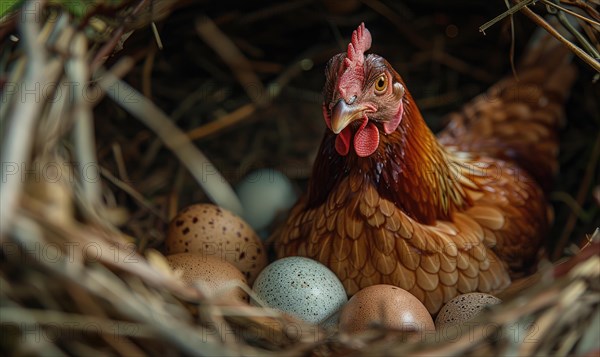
[323, 23, 406, 157]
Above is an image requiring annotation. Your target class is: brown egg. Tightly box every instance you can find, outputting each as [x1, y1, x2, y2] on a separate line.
[166, 204, 267, 284]
[435, 293, 501, 329]
[166, 253, 248, 303]
[339, 284, 435, 334]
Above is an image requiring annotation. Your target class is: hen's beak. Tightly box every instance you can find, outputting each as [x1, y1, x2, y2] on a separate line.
[331, 100, 368, 134]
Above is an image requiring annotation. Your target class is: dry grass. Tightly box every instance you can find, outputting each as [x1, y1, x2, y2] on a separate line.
[1, 0, 599, 355]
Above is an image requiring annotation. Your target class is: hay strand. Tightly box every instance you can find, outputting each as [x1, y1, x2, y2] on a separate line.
[96, 66, 244, 216]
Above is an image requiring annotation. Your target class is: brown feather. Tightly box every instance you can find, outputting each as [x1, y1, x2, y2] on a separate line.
[394, 263, 417, 290]
[396, 239, 420, 271]
[439, 269, 458, 286]
[416, 266, 440, 292]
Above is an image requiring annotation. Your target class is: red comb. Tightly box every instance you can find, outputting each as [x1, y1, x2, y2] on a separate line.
[337, 23, 372, 101]
[344, 23, 371, 70]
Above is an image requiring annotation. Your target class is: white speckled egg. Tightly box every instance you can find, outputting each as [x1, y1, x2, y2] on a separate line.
[236, 169, 297, 232]
[252, 256, 348, 324]
[435, 293, 501, 329]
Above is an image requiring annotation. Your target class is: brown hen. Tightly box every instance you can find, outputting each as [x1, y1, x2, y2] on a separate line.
[274, 23, 577, 314]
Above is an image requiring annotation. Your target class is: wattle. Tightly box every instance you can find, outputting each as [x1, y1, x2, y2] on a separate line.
[335, 117, 380, 157]
[335, 127, 352, 156]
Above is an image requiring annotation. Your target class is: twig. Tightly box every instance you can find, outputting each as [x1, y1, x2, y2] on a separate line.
[550, 192, 595, 222]
[69, 31, 107, 228]
[188, 103, 256, 140]
[150, 22, 164, 50]
[559, 0, 600, 21]
[361, 0, 495, 83]
[187, 45, 325, 140]
[99, 166, 166, 222]
[167, 165, 186, 220]
[548, 0, 600, 58]
[543, 0, 600, 26]
[141, 45, 156, 99]
[553, 133, 600, 260]
[479, 0, 536, 34]
[196, 15, 269, 107]
[96, 64, 243, 215]
[137, 80, 228, 178]
[479, 0, 600, 72]
[0, 0, 57, 239]
[90, 0, 150, 72]
[86, 56, 135, 106]
[505, 0, 519, 79]
[111, 142, 130, 183]
[0, 57, 25, 122]
[0, 308, 155, 338]
[519, 4, 600, 72]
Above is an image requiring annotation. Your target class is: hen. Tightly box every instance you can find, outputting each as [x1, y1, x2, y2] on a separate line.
[274, 23, 577, 314]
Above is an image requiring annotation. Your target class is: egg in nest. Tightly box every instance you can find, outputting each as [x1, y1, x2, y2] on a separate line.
[166, 253, 248, 303]
[339, 284, 435, 334]
[166, 203, 267, 284]
[435, 293, 501, 329]
[252, 257, 348, 325]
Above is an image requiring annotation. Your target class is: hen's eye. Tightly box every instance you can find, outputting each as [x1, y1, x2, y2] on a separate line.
[374, 75, 387, 93]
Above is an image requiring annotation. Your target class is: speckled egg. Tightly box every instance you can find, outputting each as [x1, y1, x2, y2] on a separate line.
[166, 253, 248, 303]
[435, 293, 502, 329]
[236, 169, 297, 232]
[166, 204, 267, 284]
[252, 257, 348, 324]
[339, 284, 435, 334]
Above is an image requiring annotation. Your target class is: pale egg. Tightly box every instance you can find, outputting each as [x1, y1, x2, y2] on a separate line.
[252, 257, 347, 324]
[236, 169, 297, 233]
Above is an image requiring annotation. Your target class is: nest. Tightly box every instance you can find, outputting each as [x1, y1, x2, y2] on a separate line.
[1, 1, 599, 356]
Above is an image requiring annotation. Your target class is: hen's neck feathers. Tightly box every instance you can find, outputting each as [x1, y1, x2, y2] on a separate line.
[308, 89, 471, 225]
